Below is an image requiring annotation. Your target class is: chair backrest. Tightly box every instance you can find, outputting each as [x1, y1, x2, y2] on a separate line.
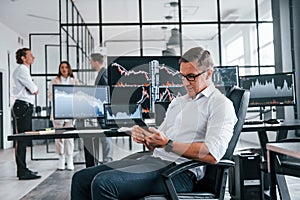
[195, 86, 250, 197]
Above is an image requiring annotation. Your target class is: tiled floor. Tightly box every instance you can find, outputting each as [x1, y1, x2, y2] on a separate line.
[0, 138, 299, 200]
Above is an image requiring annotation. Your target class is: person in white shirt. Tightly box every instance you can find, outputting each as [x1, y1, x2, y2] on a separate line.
[48, 61, 79, 170]
[71, 47, 237, 200]
[12, 48, 41, 180]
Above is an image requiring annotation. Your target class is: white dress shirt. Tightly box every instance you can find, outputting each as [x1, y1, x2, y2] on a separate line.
[153, 84, 237, 179]
[61, 76, 70, 85]
[12, 64, 38, 105]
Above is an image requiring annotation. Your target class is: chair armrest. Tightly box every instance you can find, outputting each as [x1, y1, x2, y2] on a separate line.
[161, 159, 234, 179]
[160, 159, 235, 200]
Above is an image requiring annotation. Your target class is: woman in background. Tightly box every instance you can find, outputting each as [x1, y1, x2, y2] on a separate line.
[48, 61, 79, 170]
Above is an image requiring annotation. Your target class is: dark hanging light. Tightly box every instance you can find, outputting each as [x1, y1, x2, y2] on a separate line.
[167, 28, 180, 46]
[162, 47, 176, 56]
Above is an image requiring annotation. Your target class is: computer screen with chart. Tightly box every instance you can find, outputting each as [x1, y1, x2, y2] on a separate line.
[239, 72, 295, 107]
[104, 104, 143, 128]
[52, 85, 110, 119]
[108, 56, 182, 112]
[110, 86, 151, 114]
[212, 66, 239, 87]
[108, 56, 180, 87]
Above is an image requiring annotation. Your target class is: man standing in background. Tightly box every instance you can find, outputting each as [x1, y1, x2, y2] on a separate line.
[12, 48, 41, 180]
[83, 53, 113, 167]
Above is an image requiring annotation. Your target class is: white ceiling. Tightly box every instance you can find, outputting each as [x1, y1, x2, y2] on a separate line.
[0, 0, 59, 38]
[0, 0, 266, 44]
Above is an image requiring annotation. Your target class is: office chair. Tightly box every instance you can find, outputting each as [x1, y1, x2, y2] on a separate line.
[123, 86, 250, 200]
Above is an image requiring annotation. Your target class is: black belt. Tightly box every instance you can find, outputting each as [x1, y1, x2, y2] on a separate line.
[15, 99, 33, 107]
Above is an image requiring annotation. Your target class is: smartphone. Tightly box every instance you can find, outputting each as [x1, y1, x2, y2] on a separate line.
[134, 118, 150, 131]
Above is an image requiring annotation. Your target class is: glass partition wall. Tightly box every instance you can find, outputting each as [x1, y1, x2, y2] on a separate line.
[29, 0, 277, 116]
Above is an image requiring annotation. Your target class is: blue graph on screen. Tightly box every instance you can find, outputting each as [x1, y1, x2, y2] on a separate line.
[53, 85, 109, 119]
[106, 105, 142, 120]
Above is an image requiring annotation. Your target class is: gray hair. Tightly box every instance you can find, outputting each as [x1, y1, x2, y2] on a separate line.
[179, 47, 214, 70]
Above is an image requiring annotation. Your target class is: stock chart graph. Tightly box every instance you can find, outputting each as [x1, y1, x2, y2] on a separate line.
[110, 86, 151, 113]
[240, 73, 295, 106]
[158, 65, 182, 87]
[109, 62, 151, 87]
[158, 87, 186, 102]
[108, 56, 183, 114]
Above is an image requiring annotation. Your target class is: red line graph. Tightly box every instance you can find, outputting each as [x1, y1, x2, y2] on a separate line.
[137, 86, 150, 104]
[158, 65, 180, 77]
[159, 88, 184, 101]
[112, 63, 151, 81]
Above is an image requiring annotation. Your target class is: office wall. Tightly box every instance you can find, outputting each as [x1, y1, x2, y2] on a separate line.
[292, 0, 300, 122]
[271, 0, 294, 123]
[0, 21, 28, 149]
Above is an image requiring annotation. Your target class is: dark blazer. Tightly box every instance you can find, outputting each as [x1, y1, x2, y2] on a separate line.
[94, 67, 108, 86]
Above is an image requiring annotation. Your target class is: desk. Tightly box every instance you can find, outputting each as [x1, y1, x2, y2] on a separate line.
[267, 142, 300, 200]
[7, 129, 130, 141]
[242, 119, 300, 158]
[7, 129, 131, 162]
[242, 120, 300, 199]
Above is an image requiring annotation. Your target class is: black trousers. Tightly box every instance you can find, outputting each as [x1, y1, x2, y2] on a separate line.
[83, 137, 100, 167]
[12, 100, 33, 176]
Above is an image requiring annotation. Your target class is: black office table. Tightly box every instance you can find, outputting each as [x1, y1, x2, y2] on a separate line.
[267, 142, 300, 200]
[242, 120, 300, 157]
[7, 129, 130, 140]
[7, 129, 132, 162]
[242, 119, 300, 199]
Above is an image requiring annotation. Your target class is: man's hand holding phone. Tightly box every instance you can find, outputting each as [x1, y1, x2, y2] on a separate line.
[131, 125, 152, 144]
[131, 125, 169, 151]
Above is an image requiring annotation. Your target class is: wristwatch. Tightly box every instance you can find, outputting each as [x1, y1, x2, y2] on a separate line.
[165, 139, 174, 152]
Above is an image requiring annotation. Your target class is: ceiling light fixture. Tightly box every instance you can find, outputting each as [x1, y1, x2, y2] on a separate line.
[162, 47, 176, 56]
[166, 1, 180, 47]
[167, 28, 180, 47]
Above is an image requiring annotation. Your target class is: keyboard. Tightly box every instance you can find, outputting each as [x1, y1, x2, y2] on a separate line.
[244, 120, 264, 125]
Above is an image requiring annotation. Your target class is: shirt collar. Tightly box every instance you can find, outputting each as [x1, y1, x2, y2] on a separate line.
[195, 84, 216, 100]
[20, 64, 29, 69]
[61, 76, 70, 82]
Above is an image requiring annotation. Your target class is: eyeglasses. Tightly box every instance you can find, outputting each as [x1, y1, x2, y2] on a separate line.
[179, 70, 208, 81]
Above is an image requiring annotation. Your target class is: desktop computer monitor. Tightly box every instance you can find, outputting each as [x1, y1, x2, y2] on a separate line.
[212, 66, 239, 87]
[108, 56, 180, 116]
[52, 85, 110, 119]
[239, 72, 296, 107]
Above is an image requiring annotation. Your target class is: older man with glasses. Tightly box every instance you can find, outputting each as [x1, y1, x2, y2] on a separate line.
[71, 47, 237, 200]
